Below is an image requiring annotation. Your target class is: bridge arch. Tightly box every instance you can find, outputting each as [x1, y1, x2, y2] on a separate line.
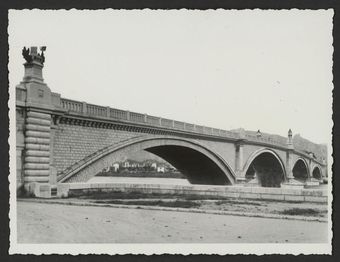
[58, 136, 236, 185]
[292, 158, 309, 182]
[243, 148, 286, 187]
[312, 165, 322, 180]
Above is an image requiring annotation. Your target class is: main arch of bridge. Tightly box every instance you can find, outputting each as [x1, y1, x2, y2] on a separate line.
[58, 136, 237, 185]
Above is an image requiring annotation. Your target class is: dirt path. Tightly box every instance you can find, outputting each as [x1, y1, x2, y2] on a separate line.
[17, 202, 328, 243]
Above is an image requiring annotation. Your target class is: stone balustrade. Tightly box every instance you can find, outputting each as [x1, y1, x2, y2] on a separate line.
[59, 97, 324, 160]
[61, 98, 83, 114]
[60, 98, 244, 140]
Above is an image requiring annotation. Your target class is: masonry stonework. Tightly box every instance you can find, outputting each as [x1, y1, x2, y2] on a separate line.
[16, 108, 25, 190]
[52, 122, 141, 174]
[15, 47, 328, 198]
[24, 111, 52, 183]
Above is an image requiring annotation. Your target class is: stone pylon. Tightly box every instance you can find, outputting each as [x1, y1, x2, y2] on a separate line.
[16, 46, 61, 197]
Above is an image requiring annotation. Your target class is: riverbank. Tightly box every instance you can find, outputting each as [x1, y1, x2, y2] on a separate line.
[18, 190, 328, 222]
[17, 201, 328, 243]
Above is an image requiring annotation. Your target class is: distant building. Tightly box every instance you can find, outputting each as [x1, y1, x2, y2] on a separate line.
[151, 162, 157, 170]
[123, 161, 130, 168]
[120, 159, 177, 173]
[137, 162, 145, 168]
[157, 166, 165, 173]
[112, 163, 119, 172]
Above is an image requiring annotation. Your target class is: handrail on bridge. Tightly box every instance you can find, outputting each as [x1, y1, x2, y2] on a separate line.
[59, 97, 325, 164]
[59, 97, 242, 140]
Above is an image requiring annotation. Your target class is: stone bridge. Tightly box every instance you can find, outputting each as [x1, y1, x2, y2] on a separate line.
[15, 47, 327, 197]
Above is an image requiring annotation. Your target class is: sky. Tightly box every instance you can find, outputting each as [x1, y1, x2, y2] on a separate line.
[8, 9, 333, 145]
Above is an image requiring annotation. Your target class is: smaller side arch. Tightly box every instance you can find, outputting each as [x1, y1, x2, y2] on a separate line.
[312, 165, 322, 180]
[242, 148, 286, 187]
[292, 158, 310, 182]
[242, 148, 287, 178]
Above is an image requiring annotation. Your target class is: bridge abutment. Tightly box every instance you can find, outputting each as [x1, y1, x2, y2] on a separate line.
[16, 47, 61, 197]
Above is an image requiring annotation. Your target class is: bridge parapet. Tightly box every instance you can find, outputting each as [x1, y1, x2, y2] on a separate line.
[59, 97, 241, 140]
[18, 87, 326, 170]
[61, 98, 83, 113]
[58, 97, 327, 164]
[245, 134, 286, 147]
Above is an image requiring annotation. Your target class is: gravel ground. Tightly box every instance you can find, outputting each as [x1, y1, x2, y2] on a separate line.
[68, 191, 328, 219]
[17, 201, 329, 243]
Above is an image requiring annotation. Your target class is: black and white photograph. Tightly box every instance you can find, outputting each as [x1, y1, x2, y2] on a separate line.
[8, 9, 333, 255]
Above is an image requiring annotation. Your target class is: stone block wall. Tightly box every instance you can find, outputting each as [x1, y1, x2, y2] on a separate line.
[51, 122, 141, 175]
[16, 108, 25, 191]
[61, 183, 328, 203]
[197, 139, 237, 170]
[23, 111, 51, 184]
